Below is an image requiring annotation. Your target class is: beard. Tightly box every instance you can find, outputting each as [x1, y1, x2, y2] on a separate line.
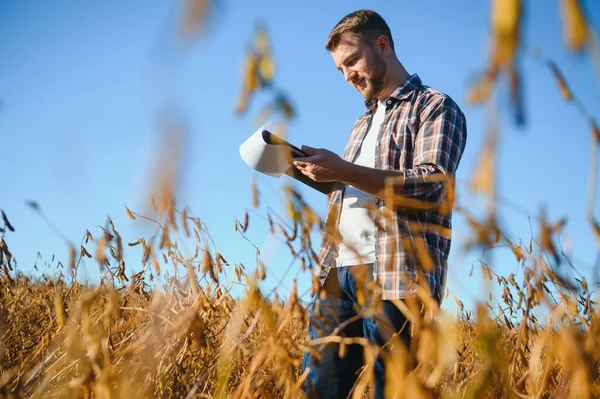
[358, 50, 387, 99]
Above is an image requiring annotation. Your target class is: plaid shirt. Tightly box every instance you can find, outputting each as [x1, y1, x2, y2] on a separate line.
[318, 74, 467, 303]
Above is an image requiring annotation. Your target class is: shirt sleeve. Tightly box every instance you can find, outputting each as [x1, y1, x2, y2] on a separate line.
[396, 95, 467, 208]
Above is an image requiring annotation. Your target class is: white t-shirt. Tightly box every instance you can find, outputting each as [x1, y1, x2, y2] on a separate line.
[335, 98, 388, 267]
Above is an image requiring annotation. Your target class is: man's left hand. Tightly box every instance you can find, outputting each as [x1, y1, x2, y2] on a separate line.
[293, 146, 349, 183]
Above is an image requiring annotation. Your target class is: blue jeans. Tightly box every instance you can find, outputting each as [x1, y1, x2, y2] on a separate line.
[300, 265, 413, 399]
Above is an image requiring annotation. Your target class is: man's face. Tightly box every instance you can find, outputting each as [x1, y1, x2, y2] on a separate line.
[331, 32, 387, 100]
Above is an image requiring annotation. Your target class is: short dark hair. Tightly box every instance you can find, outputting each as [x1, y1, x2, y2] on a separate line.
[325, 9, 395, 52]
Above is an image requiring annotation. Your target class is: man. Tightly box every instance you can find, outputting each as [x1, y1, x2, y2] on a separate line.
[293, 9, 467, 399]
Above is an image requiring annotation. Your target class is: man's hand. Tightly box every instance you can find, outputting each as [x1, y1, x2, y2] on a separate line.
[293, 146, 349, 183]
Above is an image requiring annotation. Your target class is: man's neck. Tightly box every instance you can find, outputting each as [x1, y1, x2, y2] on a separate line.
[376, 62, 411, 101]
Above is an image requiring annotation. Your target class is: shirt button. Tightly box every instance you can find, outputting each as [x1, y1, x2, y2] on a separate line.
[375, 226, 379, 232]
[375, 141, 380, 146]
[386, 99, 392, 105]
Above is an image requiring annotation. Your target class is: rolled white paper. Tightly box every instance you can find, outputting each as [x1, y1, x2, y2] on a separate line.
[239, 122, 295, 177]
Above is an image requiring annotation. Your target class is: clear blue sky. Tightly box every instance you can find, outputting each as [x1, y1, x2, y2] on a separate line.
[1, 0, 599, 315]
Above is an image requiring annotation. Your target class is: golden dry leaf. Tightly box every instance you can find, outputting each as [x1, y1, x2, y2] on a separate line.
[234, 51, 260, 115]
[539, 208, 562, 265]
[592, 118, 600, 143]
[414, 236, 434, 272]
[467, 72, 495, 105]
[279, 221, 297, 242]
[528, 332, 549, 383]
[68, 244, 76, 269]
[167, 198, 178, 231]
[338, 342, 347, 359]
[471, 131, 496, 197]
[96, 237, 107, 265]
[25, 200, 40, 213]
[258, 55, 275, 84]
[509, 63, 525, 125]
[160, 225, 170, 251]
[125, 205, 136, 220]
[181, 207, 190, 237]
[591, 217, 600, 247]
[310, 275, 320, 297]
[242, 212, 249, 232]
[507, 239, 525, 262]
[288, 280, 298, 306]
[426, 314, 459, 388]
[234, 88, 251, 115]
[267, 212, 275, 234]
[491, 0, 521, 68]
[179, 0, 210, 39]
[356, 287, 366, 307]
[201, 248, 213, 275]
[191, 217, 203, 234]
[84, 229, 93, 243]
[141, 239, 150, 264]
[110, 222, 124, 262]
[481, 264, 494, 280]
[258, 260, 266, 280]
[1, 211, 14, 232]
[302, 205, 320, 231]
[276, 94, 295, 120]
[254, 25, 270, 55]
[128, 238, 141, 247]
[252, 178, 259, 208]
[152, 258, 161, 276]
[492, 0, 521, 37]
[244, 52, 260, 92]
[550, 217, 568, 232]
[455, 297, 464, 312]
[53, 293, 66, 328]
[116, 260, 128, 283]
[548, 61, 573, 101]
[560, 0, 589, 52]
[463, 212, 501, 250]
[80, 245, 92, 259]
[143, 117, 184, 221]
[234, 265, 241, 282]
[235, 25, 279, 115]
[286, 197, 297, 221]
[416, 328, 436, 365]
[216, 253, 228, 266]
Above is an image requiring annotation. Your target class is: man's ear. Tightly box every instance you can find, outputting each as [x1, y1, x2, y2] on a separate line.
[378, 35, 389, 55]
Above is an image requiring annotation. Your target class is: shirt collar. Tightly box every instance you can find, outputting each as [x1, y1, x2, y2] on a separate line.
[364, 73, 422, 112]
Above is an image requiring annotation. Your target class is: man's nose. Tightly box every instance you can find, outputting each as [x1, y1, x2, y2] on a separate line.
[343, 69, 356, 83]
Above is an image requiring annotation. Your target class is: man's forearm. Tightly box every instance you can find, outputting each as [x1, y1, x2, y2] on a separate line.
[292, 145, 446, 206]
[337, 161, 446, 210]
[338, 161, 403, 199]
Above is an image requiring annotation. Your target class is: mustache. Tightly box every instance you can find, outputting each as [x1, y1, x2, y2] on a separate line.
[352, 76, 364, 85]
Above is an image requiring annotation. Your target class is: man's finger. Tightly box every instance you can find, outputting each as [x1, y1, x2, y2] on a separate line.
[301, 145, 319, 155]
[294, 155, 319, 166]
[300, 154, 321, 163]
[299, 169, 317, 181]
[294, 162, 309, 172]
